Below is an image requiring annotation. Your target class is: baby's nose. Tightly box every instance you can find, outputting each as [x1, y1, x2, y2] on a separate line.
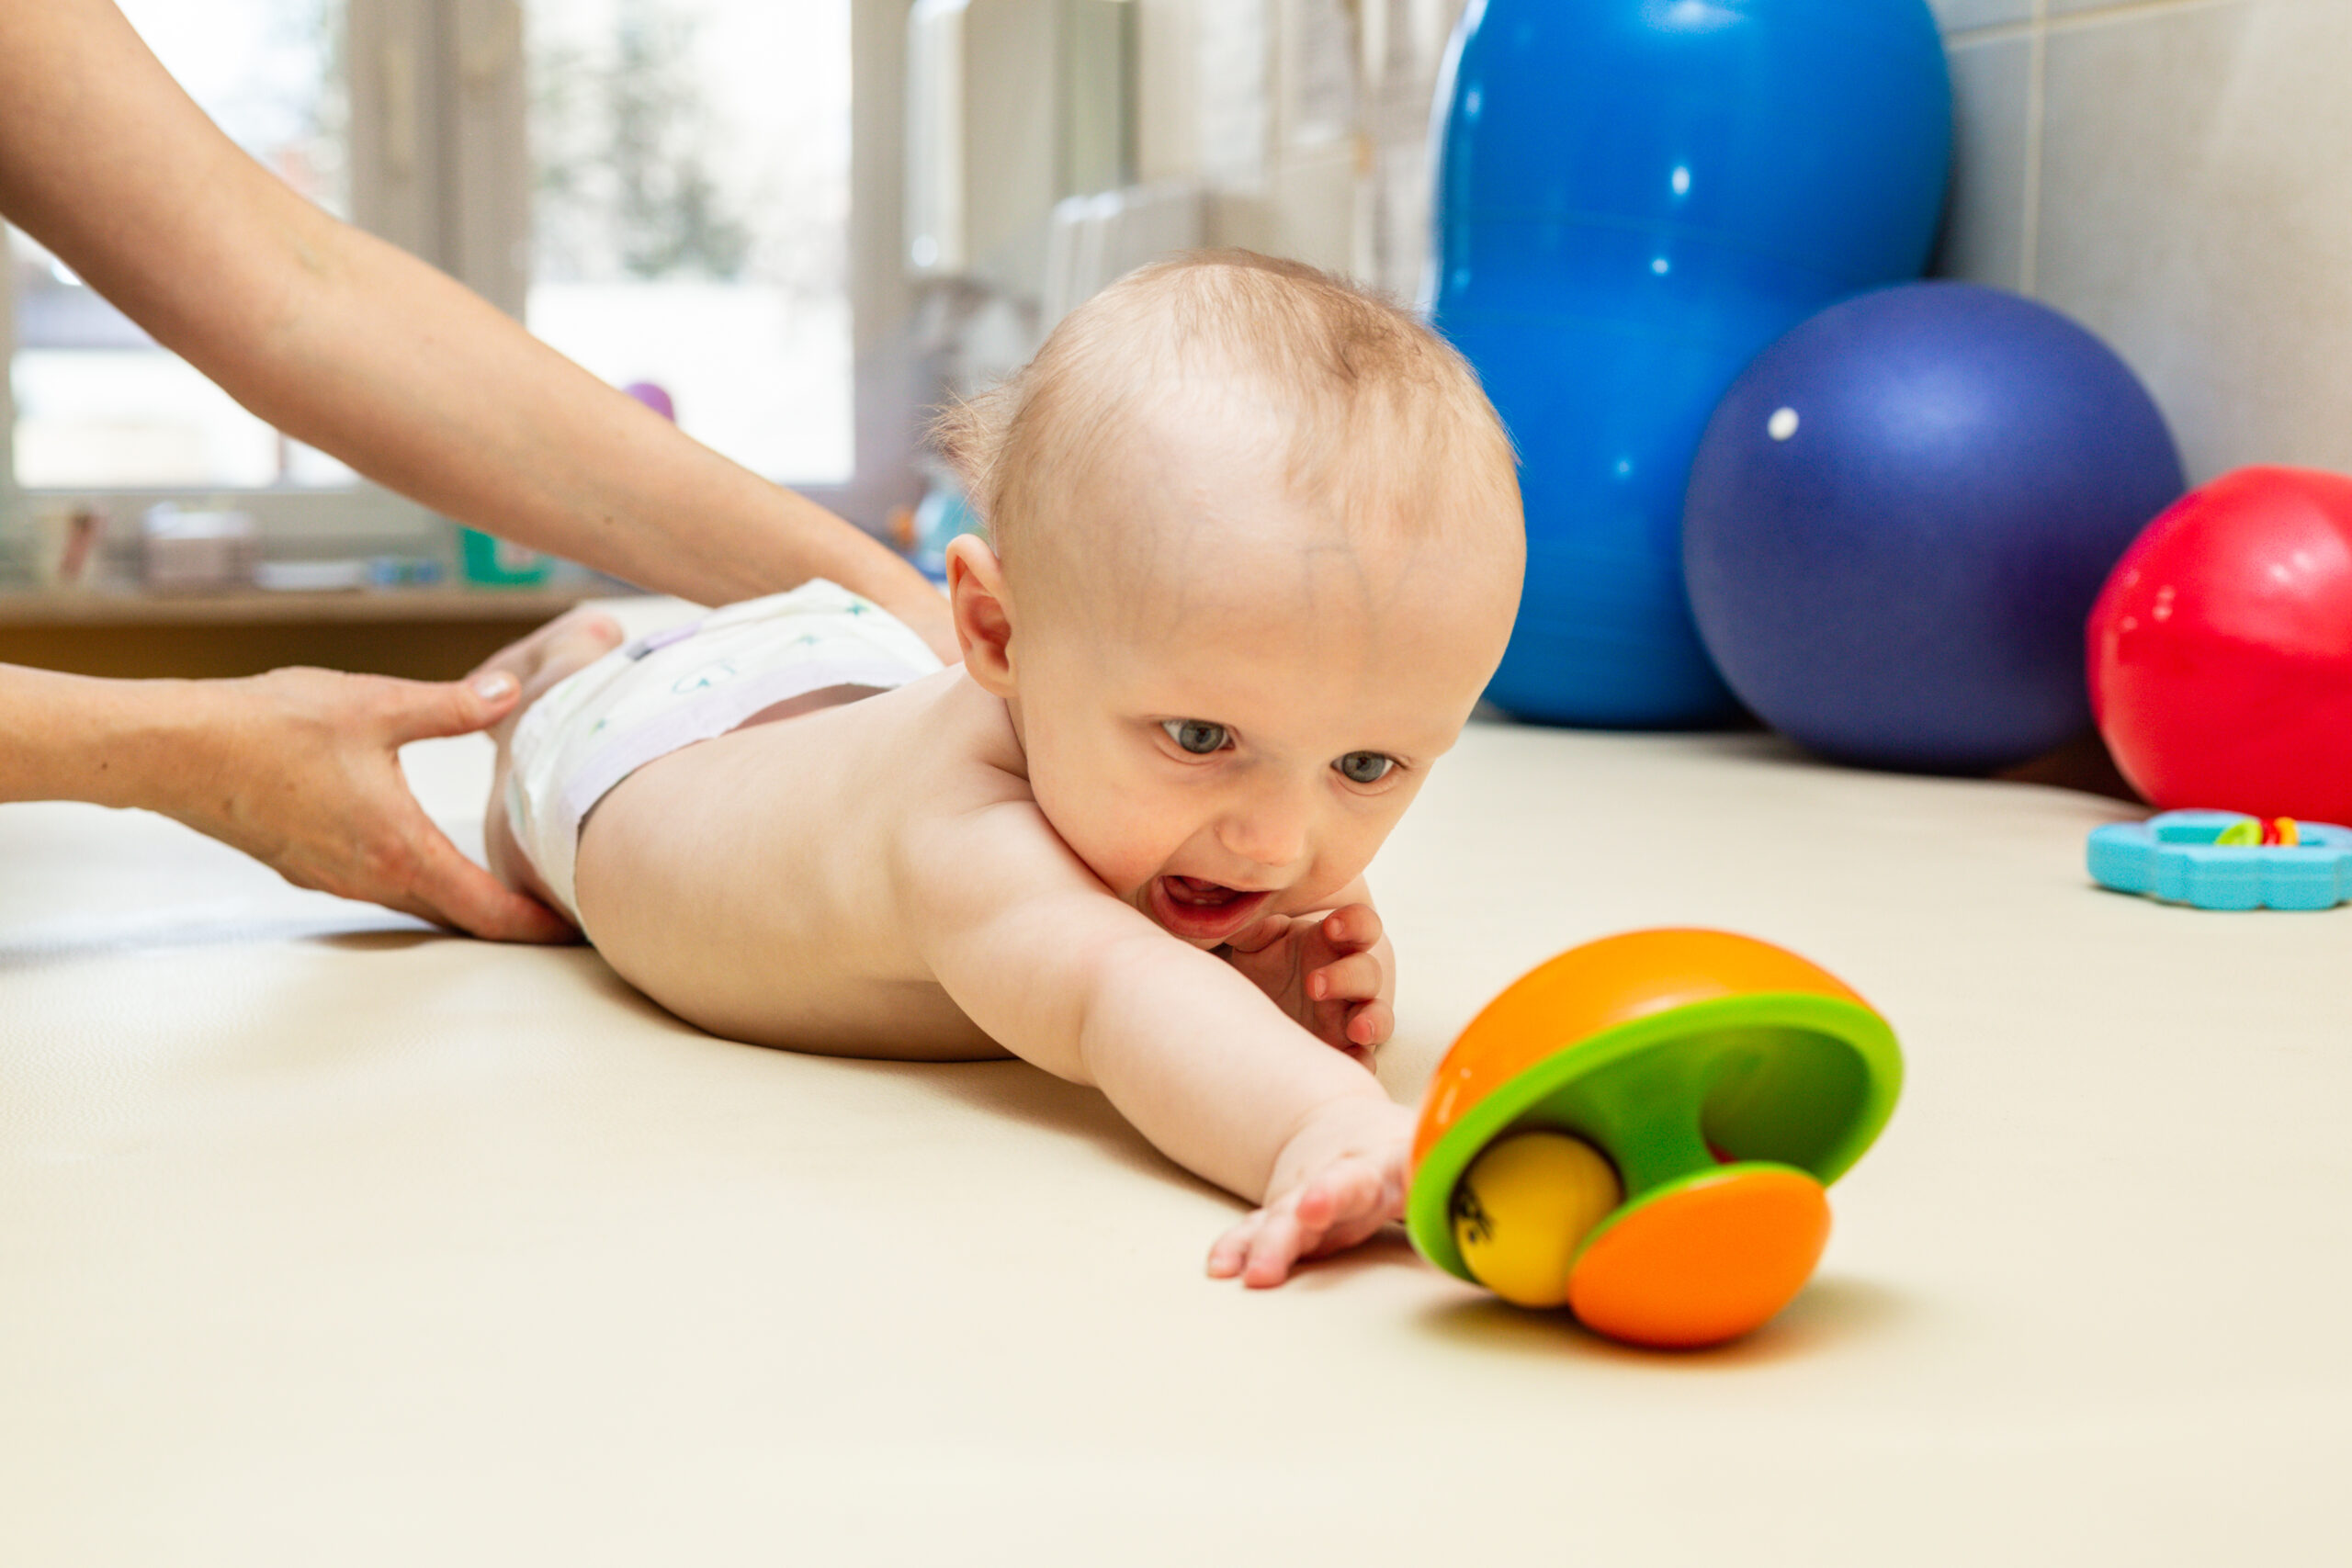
[1216, 793, 1311, 872]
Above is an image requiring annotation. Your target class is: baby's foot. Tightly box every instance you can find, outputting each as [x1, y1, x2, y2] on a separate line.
[472, 609, 626, 908]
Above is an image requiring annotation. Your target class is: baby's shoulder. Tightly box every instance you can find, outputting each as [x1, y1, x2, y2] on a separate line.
[871, 675, 1093, 880]
[870, 667, 1031, 806]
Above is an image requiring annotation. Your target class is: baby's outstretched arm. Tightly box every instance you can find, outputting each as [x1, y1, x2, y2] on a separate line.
[1204, 1093, 1408, 1287]
[905, 804, 1410, 1284]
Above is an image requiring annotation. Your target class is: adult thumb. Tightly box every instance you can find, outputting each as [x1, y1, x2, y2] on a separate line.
[390, 669, 520, 744]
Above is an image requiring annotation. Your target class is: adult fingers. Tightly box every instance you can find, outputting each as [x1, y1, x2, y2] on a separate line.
[389, 613, 627, 749]
[380, 669, 525, 746]
[878, 588, 958, 666]
[516, 613, 627, 705]
[465, 608, 625, 689]
[401, 825, 577, 942]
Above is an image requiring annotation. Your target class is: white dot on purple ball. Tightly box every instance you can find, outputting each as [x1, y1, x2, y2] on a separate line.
[1768, 407, 1800, 441]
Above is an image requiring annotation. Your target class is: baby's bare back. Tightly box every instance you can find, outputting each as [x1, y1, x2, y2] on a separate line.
[571, 667, 1018, 1059]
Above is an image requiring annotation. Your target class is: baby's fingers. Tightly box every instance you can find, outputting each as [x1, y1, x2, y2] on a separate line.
[1239, 1199, 1317, 1289]
[1208, 1204, 1305, 1288]
[1220, 1160, 1400, 1289]
[1206, 1211, 1266, 1280]
[1223, 912, 1295, 955]
[1341, 998, 1394, 1051]
[1306, 949, 1384, 1005]
[1319, 903, 1383, 954]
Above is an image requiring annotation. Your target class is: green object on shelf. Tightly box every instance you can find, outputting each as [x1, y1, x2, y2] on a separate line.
[459, 527, 551, 586]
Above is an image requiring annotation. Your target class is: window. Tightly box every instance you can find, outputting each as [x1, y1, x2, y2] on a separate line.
[7, 0, 356, 492]
[526, 0, 854, 485]
[3, 0, 864, 560]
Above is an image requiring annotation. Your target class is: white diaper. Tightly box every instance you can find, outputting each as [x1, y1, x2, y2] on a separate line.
[505, 580, 944, 924]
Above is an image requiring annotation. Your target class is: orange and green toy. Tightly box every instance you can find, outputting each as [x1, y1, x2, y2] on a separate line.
[1408, 929, 1903, 1348]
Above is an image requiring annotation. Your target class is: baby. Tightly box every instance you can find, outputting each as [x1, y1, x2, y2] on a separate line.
[485, 251, 1523, 1284]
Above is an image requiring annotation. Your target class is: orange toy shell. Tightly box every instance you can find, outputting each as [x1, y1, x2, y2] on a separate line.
[1414, 929, 1871, 1168]
[1566, 1166, 1832, 1348]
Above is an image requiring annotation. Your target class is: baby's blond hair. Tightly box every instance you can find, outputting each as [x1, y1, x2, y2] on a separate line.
[933, 250, 1519, 573]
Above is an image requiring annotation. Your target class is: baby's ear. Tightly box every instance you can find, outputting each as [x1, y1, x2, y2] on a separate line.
[945, 534, 1017, 697]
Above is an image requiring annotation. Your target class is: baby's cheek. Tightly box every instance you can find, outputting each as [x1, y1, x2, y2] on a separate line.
[1320, 825, 1392, 894]
[1287, 869, 1367, 921]
[1030, 766, 1146, 881]
[1062, 809, 1176, 900]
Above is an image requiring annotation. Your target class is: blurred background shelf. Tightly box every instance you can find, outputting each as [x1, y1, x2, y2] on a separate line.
[0, 586, 620, 680]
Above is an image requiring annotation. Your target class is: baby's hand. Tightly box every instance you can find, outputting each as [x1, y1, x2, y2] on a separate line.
[1220, 903, 1391, 1062]
[1206, 1097, 1412, 1288]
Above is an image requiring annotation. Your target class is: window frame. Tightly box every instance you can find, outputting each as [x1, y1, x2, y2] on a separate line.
[4, 0, 915, 580]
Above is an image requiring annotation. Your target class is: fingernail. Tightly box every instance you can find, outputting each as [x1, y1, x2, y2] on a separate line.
[471, 671, 517, 702]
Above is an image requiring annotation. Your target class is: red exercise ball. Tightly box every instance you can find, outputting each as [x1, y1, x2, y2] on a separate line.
[2087, 466, 2352, 823]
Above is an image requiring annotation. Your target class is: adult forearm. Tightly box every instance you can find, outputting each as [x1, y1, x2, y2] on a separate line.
[0, 0, 945, 639]
[0, 664, 198, 809]
[173, 181, 936, 620]
[228, 214, 930, 613]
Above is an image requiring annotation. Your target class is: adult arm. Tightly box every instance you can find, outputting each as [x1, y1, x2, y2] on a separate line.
[0, 0, 951, 655]
[0, 660, 573, 942]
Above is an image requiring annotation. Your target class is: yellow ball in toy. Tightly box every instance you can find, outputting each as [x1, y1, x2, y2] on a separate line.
[1449, 1131, 1624, 1308]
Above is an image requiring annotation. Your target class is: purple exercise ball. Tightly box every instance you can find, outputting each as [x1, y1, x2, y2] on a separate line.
[1682, 282, 2186, 773]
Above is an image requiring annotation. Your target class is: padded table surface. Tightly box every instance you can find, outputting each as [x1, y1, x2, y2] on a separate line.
[5, 675, 2348, 1563]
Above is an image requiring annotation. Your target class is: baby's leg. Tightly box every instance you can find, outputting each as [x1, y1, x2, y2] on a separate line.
[473, 609, 625, 909]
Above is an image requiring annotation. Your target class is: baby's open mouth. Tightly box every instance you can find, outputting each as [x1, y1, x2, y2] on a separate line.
[1166, 875, 1247, 907]
[1148, 875, 1275, 943]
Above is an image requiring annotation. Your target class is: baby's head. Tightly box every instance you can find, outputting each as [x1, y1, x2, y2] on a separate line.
[939, 250, 1523, 945]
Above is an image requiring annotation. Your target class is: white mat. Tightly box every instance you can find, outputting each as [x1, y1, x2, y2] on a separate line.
[4, 682, 2346, 1564]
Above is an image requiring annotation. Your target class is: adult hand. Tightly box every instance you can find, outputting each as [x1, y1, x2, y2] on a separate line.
[165, 665, 575, 942]
[883, 587, 959, 668]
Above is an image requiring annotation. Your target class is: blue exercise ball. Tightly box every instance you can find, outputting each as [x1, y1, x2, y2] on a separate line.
[1457, 313, 1782, 727]
[1432, 0, 1953, 298]
[1682, 281, 2188, 773]
[1432, 0, 1952, 728]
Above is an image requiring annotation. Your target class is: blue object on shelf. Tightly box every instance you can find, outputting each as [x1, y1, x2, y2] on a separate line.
[908, 481, 977, 582]
[2087, 811, 2352, 911]
[1683, 282, 2186, 773]
[1430, 0, 1952, 728]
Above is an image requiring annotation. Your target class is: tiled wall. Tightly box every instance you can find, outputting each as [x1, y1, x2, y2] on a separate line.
[1148, 0, 2347, 489]
[1933, 0, 2352, 484]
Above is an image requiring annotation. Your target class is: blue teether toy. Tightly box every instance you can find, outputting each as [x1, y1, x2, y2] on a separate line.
[2087, 810, 2352, 911]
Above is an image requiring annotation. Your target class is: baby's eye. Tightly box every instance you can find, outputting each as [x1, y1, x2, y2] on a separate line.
[1333, 751, 1396, 784]
[1162, 718, 1229, 755]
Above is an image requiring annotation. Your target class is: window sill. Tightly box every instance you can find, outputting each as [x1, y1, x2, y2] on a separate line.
[0, 586, 643, 681]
